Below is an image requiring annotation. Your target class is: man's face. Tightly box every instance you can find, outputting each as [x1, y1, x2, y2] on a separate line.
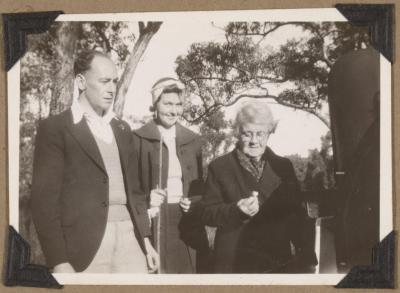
[156, 92, 183, 128]
[78, 55, 118, 115]
[239, 123, 270, 159]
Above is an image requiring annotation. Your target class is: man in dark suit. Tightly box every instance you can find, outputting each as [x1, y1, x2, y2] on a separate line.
[31, 50, 158, 273]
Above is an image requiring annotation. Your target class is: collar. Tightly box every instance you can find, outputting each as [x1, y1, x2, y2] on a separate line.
[235, 147, 266, 164]
[235, 147, 266, 181]
[135, 119, 198, 145]
[235, 143, 275, 162]
[157, 124, 176, 139]
[71, 98, 116, 125]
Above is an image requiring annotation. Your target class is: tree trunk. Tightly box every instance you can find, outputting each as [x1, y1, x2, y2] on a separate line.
[113, 22, 162, 118]
[49, 22, 80, 116]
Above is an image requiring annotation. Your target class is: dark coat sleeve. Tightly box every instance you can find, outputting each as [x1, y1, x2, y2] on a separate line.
[127, 130, 151, 240]
[178, 137, 209, 251]
[200, 163, 248, 229]
[283, 159, 318, 268]
[30, 118, 68, 268]
[196, 139, 204, 187]
[264, 159, 302, 212]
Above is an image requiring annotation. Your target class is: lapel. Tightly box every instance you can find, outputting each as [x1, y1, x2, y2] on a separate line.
[135, 120, 161, 141]
[231, 152, 253, 199]
[258, 161, 282, 200]
[258, 147, 282, 199]
[110, 119, 129, 176]
[175, 123, 196, 148]
[149, 137, 169, 190]
[66, 114, 107, 175]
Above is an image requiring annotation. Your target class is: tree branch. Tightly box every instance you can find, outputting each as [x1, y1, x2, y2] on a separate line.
[139, 21, 162, 36]
[273, 98, 330, 127]
[113, 21, 162, 117]
[187, 74, 287, 85]
[259, 22, 300, 37]
[188, 76, 242, 84]
[185, 92, 330, 128]
[138, 22, 145, 35]
[184, 93, 273, 124]
[228, 22, 301, 37]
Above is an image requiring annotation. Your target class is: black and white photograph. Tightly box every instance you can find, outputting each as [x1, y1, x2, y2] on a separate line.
[7, 9, 392, 285]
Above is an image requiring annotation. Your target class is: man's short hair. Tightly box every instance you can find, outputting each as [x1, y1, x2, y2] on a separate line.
[73, 50, 110, 76]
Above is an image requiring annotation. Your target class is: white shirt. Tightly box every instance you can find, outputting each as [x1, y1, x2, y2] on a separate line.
[71, 98, 116, 143]
[158, 125, 183, 203]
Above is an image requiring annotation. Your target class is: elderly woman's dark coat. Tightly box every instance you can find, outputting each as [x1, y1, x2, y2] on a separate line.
[200, 147, 317, 273]
[132, 120, 209, 273]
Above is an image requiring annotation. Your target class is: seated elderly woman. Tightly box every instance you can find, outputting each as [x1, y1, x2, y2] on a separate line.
[200, 102, 317, 273]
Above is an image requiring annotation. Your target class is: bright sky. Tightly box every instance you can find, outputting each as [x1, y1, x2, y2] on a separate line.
[123, 22, 329, 157]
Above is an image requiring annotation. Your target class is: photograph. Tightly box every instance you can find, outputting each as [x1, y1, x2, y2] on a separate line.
[7, 9, 392, 285]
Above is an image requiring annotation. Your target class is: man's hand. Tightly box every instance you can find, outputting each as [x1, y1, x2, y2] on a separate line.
[179, 197, 191, 213]
[150, 189, 166, 208]
[53, 262, 75, 273]
[237, 191, 259, 217]
[144, 237, 159, 273]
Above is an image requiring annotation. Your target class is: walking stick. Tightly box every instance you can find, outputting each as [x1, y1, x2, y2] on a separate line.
[155, 135, 163, 273]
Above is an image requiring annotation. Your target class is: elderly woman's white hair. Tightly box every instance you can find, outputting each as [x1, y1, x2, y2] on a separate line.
[234, 101, 278, 135]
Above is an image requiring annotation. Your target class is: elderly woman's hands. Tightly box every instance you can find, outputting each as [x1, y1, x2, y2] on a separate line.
[237, 191, 259, 217]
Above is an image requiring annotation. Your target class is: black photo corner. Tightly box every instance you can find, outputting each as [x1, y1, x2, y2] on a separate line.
[1, 3, 395, 289]
[4, 226, 62, 288]
[2, 11, 64, 288]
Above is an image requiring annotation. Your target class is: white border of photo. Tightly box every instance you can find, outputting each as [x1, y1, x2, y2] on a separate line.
[7, 8, 392, 285]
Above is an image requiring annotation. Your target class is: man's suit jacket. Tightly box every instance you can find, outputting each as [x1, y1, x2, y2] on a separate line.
[31, 109, 151, 272]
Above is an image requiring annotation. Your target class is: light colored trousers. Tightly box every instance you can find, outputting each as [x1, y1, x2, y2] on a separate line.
[84, 207, 148, 273]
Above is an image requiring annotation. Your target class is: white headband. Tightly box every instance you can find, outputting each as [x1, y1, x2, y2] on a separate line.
[151, 78, 185, 104]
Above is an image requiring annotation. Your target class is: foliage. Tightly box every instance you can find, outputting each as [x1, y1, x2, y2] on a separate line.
[79, 22, 134, 65]
[176, 22, 370, 127]
[198, 110, 235, 177]
[288, 131, 334, 192]
[175, 21, 368, 192]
